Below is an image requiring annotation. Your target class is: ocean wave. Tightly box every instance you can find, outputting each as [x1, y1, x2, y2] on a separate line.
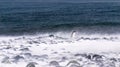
[0, 22, 120, 36]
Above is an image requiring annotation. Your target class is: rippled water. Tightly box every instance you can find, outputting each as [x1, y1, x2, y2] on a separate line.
[0, 2, 120, 35]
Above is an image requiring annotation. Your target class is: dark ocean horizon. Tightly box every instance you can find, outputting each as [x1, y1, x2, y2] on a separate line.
[0, 2, 120, 36]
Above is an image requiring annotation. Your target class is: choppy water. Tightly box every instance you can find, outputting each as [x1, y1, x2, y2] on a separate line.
[0, 2, 120, 35]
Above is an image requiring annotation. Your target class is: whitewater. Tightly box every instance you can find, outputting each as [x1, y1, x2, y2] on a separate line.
[0, 34, 120, 67]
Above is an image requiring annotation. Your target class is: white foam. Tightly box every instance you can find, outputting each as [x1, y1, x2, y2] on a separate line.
[0, 34, 120, 67]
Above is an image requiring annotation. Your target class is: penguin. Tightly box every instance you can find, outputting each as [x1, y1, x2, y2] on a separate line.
[71, 31, 76, 38]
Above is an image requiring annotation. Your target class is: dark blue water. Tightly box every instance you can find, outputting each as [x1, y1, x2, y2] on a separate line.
[0, 2, 120, 35]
